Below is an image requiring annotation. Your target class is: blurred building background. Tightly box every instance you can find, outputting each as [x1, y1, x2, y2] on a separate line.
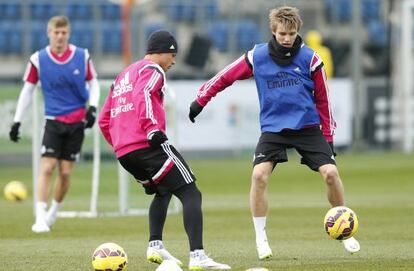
[1, 0, 413, 154]
[0, 0, 391, 79]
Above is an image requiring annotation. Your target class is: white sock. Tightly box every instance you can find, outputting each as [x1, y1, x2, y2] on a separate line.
[47, 199, 61, 218]
[190, 249, 205, 258]
[148, 240, 164, 249]
[35, 202, 47, 223]
[253, 216, 268, 245]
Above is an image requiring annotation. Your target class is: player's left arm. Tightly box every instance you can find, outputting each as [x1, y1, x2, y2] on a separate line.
[85, 56, 100, 128]
[86, 57, 100, 107]
[133, 67, 165, 140]
[98, 83, 113, 145]
[134, 67, 168, 147]
[311, 52, 336, 142]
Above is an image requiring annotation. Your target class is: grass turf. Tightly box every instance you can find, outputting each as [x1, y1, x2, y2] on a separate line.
[0, 152, 414, 270]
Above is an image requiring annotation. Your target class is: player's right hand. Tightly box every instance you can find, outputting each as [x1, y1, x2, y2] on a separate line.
[189, 100, 204, 123]
[9, 122, 21, 142]
[328, 141, 337, 157]
[85, 106, 97, 128]
[148, 130, 168, 148]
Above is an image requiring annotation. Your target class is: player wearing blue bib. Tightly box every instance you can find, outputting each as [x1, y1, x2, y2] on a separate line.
[189, 6, 360, 258]
[9, 15, 100, 233]
[38, 46, 89, 116]
[252, 42, 320, 133]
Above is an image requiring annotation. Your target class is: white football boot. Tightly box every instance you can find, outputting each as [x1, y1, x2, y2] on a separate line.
[45, 200, 60, 227]
[256, 241, 273, 260]
[189, 249, 231, 270]
[147, 241, 183, 266]
[155, 260, 183, 271]
[342, 237, 360, 253]
[31, 219, 50, 233]
[45, 210, 57, 228]
[32, 202, 50, 233]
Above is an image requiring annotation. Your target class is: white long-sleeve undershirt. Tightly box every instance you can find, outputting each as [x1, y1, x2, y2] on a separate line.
[13, 82, 36, 123]
[87, 77, 100, 108]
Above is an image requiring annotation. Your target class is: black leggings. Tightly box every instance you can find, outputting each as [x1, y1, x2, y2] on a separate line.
[149, 182, 203, 251]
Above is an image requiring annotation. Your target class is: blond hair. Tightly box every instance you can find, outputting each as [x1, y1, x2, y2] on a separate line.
[269, 6, 303, 32]
[47, 15, 70, 31]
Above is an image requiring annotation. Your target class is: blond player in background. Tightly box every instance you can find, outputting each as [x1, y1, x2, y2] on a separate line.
[9, 15, 100, 233]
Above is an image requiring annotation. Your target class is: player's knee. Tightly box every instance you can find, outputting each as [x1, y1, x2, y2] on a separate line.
[40, 160, 56, 176]
[183, 185, 202, 213]
[175, 183, 202, 205]
[189, 184, 202, 204]
[252, 170, 269, 188]
[60, 171, 71, 183]
[42, 165, 55, 177]
[321, 166, 339, 185]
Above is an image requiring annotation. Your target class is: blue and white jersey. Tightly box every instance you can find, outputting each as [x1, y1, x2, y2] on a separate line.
[38, 46, 89, 117]
[252, 43, 320, 133]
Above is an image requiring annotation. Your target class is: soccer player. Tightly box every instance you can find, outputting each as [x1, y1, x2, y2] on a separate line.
[9, 15, 100, 233]
[188, 6, 360, 259]
[98, 30, 231, 270]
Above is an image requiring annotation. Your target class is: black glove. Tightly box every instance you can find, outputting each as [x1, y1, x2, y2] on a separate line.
[148, 130, 168, 148]
[143, 184, 157, 195]
[328, 141, 337, 157]
[9, 122, 21, 142]
[189, 100, 204, 123]
[85, 106, 96, 128]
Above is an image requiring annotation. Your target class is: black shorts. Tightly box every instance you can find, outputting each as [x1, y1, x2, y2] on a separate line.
[253, 127, 336, 171]
[118, 143, 196, 195]
[41, 120, 85, 161]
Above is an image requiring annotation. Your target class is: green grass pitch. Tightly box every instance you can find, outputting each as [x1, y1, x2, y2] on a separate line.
[1, 153, 414, 270]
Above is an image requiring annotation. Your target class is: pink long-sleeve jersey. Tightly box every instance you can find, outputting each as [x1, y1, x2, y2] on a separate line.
[99, 59, 167, 157]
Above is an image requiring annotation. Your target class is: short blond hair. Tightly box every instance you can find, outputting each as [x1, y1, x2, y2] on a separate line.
[269, 6, 303, 32]
[47, 15, 70, 31]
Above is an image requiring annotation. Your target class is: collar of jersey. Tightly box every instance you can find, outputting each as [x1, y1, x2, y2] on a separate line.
[268, 35, 302, 66]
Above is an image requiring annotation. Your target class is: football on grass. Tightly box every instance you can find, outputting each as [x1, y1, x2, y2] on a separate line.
[4, 180, 27, 202]
[92, 242, 128, 271]
[324, 206, 359, 240]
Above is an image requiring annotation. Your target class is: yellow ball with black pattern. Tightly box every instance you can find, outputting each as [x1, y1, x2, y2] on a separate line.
[4, 181, 27, 202]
